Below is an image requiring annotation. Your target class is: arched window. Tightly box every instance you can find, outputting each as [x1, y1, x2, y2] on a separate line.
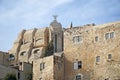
[9, 54, 15, 60]
[20, 51, 26, 56]
[34, 49, 40, 54]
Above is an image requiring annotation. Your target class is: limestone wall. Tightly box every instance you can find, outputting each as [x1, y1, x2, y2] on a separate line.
[33, 56, 54, 80]
[49, 19, 63, 53]
[0, 51, 9, 66]
[9, 30, 26, 64]
[64, 25, 95, 80]
[34, 28, 49, 47]
[64, 21, 120, 80]
[54, 55, 64, 80]
[9, 27, 49, 64]
[93, 21, 120, 80]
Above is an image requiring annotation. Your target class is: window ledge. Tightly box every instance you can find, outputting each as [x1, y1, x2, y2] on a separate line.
[96, 62, 100, 65]
[107, 59, 114, 62]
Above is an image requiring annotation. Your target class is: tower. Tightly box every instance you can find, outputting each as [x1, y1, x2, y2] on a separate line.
[49, 15, 63, 53]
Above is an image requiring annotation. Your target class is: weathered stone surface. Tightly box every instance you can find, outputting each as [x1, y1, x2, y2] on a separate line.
[1, 19, 120, 80]
[64, 21, 120, 80]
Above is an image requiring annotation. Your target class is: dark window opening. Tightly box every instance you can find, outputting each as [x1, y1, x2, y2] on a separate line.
[76, 75, 81, 80]
[74, 61, 82, 70]
[9, 54, 14, 58]
[108, 54, 112, 59]
[18, 71, 20, 80]
[9, 54, 15, 61]
[34, 49, 40, 54]
[19, 62, 22, 65]
[20, 51, 26, 56]
[33, 38, 34, 42]
[105, 78, 109, 80]
[95, 36, 98, 42]
[78, 61, 82, 69]
[55, 34, 57, 52]
[21, 41, 23, 45]
[96, 56, 100, 62]
[62, 33, 64, 51]
[40, 63, 45, 70]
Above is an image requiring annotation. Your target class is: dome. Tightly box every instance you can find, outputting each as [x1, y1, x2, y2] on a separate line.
[50, 20, 62, 32]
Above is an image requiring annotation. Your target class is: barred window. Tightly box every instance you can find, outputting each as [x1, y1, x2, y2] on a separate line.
[73, 36, 82, 43]
[110, 32, 114, 38]
[105, 33, 110, 40]
[76, 75, 82, 80]
[40, 63, 45, 70]
[74, 61, 82, 70]
[105, 32, 115, 40]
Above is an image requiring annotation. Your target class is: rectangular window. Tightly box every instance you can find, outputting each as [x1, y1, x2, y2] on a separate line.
[73, 36, 82, 43]
[74, 62, 78, 70]
[74, 61, 82, 70]
[105, 33, 110, 40]
[78, 61, 82, 69]
[73, 37, 75, 43]
[108, 54, 112, 59]
[96, 56, 100, 62]
[110, 32, 114, 38]
[78, 36, 82, 42]
[76, 75, 82, 80]
[40, 63, 45, 70]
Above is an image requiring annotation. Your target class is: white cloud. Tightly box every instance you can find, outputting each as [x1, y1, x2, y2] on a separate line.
[0, 0, 74, 28]
[0, 0, 74, 51]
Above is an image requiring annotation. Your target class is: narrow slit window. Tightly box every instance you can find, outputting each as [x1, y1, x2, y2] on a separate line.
[95, 36, 98, 42]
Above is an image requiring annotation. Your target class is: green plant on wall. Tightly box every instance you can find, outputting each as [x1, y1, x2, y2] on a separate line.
[4, 73, 17, 80]
[25, 71, 32, 80]
[44, 40, 54, 57]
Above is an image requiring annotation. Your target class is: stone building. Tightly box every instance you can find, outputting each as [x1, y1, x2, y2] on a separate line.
[0, 51, 19, 80]
[64, 21, 120, 80]
[0, 17, 120, 80]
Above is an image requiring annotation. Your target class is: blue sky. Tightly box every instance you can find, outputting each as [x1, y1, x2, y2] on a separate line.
[0, 0, 120, 51]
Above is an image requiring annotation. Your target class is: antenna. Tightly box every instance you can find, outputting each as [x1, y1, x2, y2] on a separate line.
[53, 15, 58, 20]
